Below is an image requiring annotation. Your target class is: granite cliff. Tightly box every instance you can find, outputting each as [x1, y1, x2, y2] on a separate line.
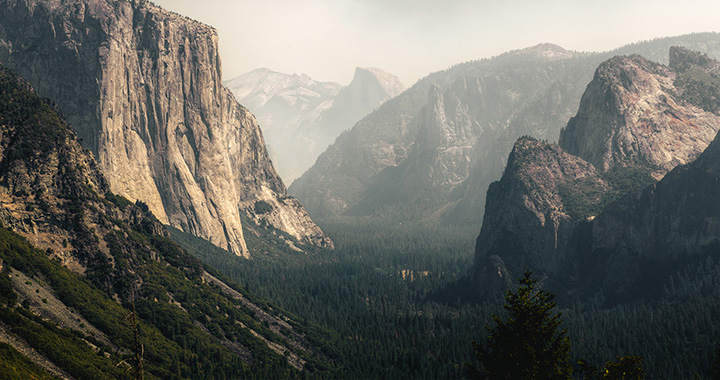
[0, 0, 332, 257]
[472, 48, 720, 297]
[0, 65, 332, 377]
[471, 137, 614, 294]
[559, 50, 720, 178]
[291, 43, 598, 225]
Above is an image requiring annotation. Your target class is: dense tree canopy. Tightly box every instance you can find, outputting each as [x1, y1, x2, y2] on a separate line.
[469, 271, 572, 380]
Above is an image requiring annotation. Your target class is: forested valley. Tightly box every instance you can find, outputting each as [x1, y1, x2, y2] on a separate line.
[171, 218, 720, 379]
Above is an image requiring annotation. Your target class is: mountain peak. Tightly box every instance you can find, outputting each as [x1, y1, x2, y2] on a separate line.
[560, 49, 720, 176]
[350, 66, 406, 98]
[517, 43, 573, 60]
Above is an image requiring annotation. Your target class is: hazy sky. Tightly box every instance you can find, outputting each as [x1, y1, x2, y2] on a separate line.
[152, 0, 720, 86]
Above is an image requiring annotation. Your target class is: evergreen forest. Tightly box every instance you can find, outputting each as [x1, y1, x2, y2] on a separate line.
[171, 219, 720, 379]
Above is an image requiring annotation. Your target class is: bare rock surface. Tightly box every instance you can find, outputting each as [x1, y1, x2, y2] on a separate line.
[0, 0, 331, 256]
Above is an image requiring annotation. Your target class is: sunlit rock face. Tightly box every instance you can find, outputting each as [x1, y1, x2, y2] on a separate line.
[0, 0, 332, 256]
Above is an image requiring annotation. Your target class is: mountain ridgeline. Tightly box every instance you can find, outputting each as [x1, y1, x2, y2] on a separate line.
[225, 67, 405, 184]
[0, 65, 334, 379]
[0, 0, 332, 257]
[290, 34, 720, 228]
[472, 46, 720, 301]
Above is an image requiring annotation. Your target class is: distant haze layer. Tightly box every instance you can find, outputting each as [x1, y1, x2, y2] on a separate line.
[151, 0, 718, 85]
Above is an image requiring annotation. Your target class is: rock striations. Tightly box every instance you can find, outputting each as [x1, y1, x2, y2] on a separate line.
[472, 47, 720, 298]
[0, 0, 332, 257]
[226, 66, 405, 183]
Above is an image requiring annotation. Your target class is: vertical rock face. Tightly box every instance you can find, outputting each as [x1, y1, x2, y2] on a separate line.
[472, 137, 610, 294]
[0, 0, 332, 256]
[559, 54, 720, 177]
[472, 48, 720, 298]
[226, 66, 405, 184]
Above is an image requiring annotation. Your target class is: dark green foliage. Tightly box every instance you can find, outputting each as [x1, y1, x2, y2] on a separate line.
[105, 192, 132, 210]
[558, 179, 608, 219]
[469, 271, 572, 380]
[171, 221, 495, 379]
[567, 256, 720, 378]
[0, 68, 72, 164]
[558, 163, 656, 220]
[579, 356, 645, 380]
[0, 342, 59, 380]
[254, 200, 273, 214]
[601, 356, 645, 380]
[173, 217, 720, 379]
[0, 266, 17, 306]
[711, 345, 720, 380]
[0, 307, 118, 380]
[0, 222, 310, 379]
[675, 67, 720, 115]
[602, 163, 656, 195]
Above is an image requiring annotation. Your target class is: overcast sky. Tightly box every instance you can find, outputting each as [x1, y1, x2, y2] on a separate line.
[152, 0, 720, 86]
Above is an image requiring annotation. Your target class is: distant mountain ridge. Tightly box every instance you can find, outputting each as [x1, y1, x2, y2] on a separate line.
[226, 66, 405, 183]
[0, 0, 332, 257]
[290, 33, 720, 228]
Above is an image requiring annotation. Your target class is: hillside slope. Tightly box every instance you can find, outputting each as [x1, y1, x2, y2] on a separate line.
[0, 65, 333, 379]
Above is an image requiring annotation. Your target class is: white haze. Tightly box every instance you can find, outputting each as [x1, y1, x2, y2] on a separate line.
[152, 0, 720, 85]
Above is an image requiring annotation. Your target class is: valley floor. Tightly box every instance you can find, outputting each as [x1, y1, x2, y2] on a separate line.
[173, 221, 720, 379]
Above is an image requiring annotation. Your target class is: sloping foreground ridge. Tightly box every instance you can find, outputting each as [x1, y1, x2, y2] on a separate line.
[0, 64, 333, 379]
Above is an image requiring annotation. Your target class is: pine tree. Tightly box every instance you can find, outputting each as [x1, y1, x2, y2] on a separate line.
[469, 270, 572, 380]
[712, 345, 720, 380]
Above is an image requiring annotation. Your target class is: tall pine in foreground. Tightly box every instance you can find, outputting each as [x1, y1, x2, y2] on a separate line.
[468, 271, 572, 380]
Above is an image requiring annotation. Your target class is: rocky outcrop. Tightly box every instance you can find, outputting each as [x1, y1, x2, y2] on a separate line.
[472, 137, 610, 294]
[559, 53, 720, 178]
[472, 47, 720, 298]
[226, 66, 404, 183]
[319, 67, 406, 138]
[0, 0, 332, 256]
[0, 64, 153, 273]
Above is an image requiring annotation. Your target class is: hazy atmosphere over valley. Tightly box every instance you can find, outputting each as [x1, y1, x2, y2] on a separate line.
[1, 0, 720, 379]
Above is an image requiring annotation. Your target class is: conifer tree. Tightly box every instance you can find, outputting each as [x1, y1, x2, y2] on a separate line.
[712, 345, 720, 380]
[469, 270, 572, 380]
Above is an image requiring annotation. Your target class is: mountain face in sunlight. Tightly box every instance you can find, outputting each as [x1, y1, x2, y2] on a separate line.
[0, 0, 332, 256]
[0, 65, 332, 379]
[226, 67, 405, 184]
